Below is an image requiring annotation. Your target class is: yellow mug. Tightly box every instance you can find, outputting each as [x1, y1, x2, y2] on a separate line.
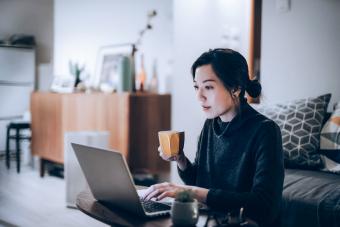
[158, 131, 185, 157]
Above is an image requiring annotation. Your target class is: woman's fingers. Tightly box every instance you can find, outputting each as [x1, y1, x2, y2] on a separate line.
[142, 182, 175, 201]
[144, 188, 161, 201]
[142, 183, 166, 200]
[142, 182, 193, 201]
[158, 152, 168, 159]
[157, 190, 176, 201]
[158, 147, 177, 161]
[158, 151, 175, 161]
[158, 146, 185, 162]
[141, 185, 157, 200]
[168, 156, 177, 161]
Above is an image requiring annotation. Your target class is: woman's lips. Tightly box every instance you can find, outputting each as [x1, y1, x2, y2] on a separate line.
[202, 106, 211, 111]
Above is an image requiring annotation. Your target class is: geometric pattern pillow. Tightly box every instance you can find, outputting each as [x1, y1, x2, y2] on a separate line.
[320, 101, 340, 173]
[255, 94, 331, 169]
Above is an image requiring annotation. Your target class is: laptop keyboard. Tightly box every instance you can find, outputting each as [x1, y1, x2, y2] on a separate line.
[141, 200, 171, 213]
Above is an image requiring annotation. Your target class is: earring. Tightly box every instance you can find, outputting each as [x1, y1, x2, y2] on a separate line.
[232, 88, 241, 98]
[232, 93, 238, 98]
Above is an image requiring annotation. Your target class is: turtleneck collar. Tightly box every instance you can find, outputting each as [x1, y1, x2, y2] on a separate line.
[212, 98, 258, 137]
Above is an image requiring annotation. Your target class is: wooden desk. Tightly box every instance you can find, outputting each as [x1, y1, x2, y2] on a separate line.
[31, 92, 171, 176]
[76, 191, 207, 227]
[76, 191, 259, 227]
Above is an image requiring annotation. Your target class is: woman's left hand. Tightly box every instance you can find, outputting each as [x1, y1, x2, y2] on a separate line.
[141, 182, 209, 203]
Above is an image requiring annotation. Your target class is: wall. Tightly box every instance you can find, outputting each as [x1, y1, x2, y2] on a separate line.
[54, 0, 173, 93]
[261, 0, 340, 109]
[0, 0, 54, 64]
[0, 0, 53, 153]
[172, 0, 251, 183]
[172, 0, 340, 183]
[56, 0, 250, 183]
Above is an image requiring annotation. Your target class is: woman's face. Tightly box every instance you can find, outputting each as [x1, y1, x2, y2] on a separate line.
[194, 64, 238, 122]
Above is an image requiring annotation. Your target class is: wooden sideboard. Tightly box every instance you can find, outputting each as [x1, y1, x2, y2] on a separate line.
[31, 92, 171, 176]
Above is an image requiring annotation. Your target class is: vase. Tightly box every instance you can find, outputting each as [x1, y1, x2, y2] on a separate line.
[171, 200, 199, 226]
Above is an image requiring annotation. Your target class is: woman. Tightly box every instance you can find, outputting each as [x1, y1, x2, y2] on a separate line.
[142, 48, 284, 226]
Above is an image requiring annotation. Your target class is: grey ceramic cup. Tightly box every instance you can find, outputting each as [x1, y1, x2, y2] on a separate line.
[171, 199, 199, 226]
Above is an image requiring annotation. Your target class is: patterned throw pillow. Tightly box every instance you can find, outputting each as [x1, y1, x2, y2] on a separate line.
[254, 94, 331, 169]
[320, 102, 340, 173]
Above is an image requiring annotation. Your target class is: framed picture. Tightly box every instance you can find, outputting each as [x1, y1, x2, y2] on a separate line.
[93, 43, 136, 92]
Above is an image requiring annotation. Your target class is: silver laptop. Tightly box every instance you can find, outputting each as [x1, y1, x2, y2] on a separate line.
[71, 143, 171, 217]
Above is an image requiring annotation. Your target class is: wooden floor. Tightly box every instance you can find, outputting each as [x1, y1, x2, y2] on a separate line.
[0, 160, 108, 227]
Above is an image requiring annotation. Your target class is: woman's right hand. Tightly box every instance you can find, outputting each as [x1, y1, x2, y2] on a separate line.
[158, 146, 184, 162]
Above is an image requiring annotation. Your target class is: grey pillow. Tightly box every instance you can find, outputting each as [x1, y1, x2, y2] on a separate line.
[320, 101, 340, 173]
[254, 94, 331, 169]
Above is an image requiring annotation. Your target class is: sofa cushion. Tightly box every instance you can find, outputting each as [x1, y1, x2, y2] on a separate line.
[282, 169, 340, 227]
[320, 101, 340, 173]
[255, 94, 331, 169]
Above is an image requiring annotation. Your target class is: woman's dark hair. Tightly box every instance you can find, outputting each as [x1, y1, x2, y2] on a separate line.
[191, 48, 261, 99]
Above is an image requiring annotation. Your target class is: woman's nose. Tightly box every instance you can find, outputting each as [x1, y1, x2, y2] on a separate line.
[196, 88, 206, 101]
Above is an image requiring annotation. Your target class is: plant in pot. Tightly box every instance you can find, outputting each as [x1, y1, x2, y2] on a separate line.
[69, 61, 85, 88]
[171, 189, 199, 226]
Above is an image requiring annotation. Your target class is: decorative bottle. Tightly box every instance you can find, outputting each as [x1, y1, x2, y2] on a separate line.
[138, 54, 146, 92]
[149, 59, 158, 93]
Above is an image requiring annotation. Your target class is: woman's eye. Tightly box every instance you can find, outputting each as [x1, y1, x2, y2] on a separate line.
[193, 85, 198, 90]
[205, 86, 213, 90]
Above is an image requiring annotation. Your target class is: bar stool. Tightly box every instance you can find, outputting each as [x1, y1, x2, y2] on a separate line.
[5, 122, 31, 173]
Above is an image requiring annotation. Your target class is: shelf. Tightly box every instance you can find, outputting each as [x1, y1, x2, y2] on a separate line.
[31, 92, 171, 175]
[0, 80, 34, 87]
[0, 44, 35, 49]
[0, 115, 23, 121]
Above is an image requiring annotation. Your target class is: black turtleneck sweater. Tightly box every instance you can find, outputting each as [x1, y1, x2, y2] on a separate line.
[178, 101, 284, 227]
